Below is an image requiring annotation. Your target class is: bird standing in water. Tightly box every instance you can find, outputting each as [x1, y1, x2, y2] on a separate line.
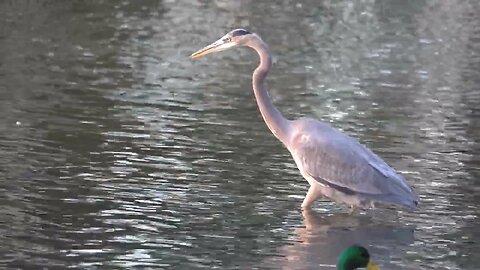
[191, 29, 418, 210]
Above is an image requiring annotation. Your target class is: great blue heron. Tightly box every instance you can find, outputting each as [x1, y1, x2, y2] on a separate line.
[191, 29, 418, 210]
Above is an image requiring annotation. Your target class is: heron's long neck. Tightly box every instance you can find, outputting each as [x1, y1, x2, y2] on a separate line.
[248, 38, 290, 143]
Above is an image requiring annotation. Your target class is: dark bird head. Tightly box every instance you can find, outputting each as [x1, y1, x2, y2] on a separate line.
[337, 245, 380, 270]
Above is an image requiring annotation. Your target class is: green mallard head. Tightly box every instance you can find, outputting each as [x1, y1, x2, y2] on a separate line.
[337, 245, 380, 270]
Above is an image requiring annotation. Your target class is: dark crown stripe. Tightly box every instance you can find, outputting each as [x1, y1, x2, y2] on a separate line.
[231, 29, 251, 37]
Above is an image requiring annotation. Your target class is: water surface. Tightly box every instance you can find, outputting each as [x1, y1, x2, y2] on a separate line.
[0, 1, 479, 269]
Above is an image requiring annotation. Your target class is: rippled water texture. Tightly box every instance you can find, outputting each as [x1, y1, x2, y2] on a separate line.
[1, 0, 479, 269]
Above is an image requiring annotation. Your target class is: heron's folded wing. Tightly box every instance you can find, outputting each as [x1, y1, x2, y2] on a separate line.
[292, 132, 408, 195]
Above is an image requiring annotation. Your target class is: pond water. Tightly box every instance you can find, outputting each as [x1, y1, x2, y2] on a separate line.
[0, 0, 479, 269]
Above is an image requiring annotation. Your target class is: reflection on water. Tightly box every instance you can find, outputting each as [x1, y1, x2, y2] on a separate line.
[0, 0, 479, 269]
[266, 210, 415, 270]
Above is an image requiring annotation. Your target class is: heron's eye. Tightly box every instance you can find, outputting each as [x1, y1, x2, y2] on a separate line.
[223, 37, 231, 42]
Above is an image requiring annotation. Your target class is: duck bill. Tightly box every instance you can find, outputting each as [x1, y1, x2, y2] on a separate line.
[367, 260, 380, 270]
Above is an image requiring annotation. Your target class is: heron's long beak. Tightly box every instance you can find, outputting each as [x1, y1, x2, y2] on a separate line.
[191, 38, 236, 59]
[367, 259, 380, 270]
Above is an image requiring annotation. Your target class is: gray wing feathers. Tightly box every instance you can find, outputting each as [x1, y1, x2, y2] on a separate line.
[291, 122, 414, 199]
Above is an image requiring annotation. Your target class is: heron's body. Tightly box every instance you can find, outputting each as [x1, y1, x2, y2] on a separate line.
[191, 29, 418, 210]
[288, 118, 417, 208]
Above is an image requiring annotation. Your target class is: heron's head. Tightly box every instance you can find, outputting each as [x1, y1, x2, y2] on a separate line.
[191, 29, 253, 58]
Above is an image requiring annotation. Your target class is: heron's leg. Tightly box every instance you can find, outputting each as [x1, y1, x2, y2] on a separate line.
[301, 185, 321, 209]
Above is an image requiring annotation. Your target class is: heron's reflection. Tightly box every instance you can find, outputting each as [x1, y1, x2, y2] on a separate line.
[274, 210, 415, 270]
